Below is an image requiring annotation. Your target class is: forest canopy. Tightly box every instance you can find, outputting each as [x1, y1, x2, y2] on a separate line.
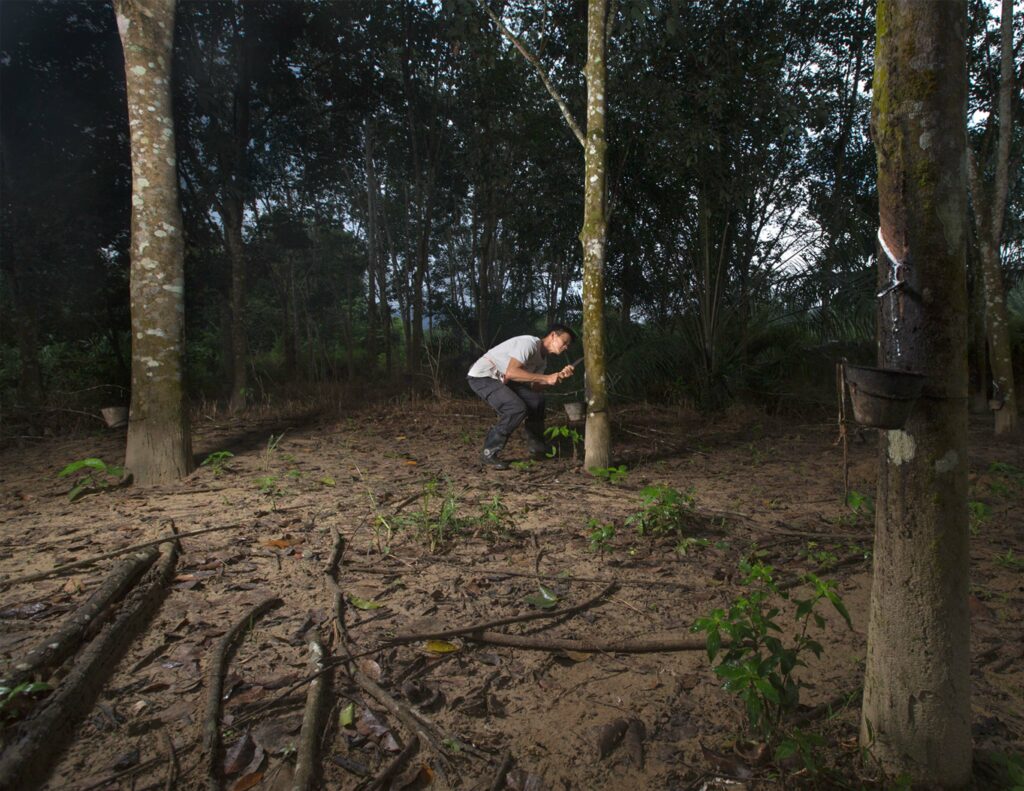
[1, 0, 1021, 421]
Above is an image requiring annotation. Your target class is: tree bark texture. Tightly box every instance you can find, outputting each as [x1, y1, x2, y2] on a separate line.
[116, 0, 194, 484]
[580, 0, 611, 471]
[966, 0, 1019, 434]
[861, 1, 971, 785]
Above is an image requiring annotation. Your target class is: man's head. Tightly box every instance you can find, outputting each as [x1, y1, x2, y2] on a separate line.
[541, 323, 577, 355]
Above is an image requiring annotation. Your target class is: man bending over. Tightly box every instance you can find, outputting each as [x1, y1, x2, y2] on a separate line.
[467, 324, 577, 469]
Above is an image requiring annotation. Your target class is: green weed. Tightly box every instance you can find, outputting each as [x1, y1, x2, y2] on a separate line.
[691, 560, 852, 747]
[589, 464, 628, 483]
[0, 681, 53, 721]
[969, 500, 991, 536]
[587, 519, 616, 554]
[626, 484, 696, 537]
[544, 425, 582, 459]
[200, 450, 234, 476]
[995, 550, 1024, 571]
[57, 457, 125, 502]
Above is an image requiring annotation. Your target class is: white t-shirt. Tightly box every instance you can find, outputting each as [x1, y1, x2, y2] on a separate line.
[467, 335, 545, 381]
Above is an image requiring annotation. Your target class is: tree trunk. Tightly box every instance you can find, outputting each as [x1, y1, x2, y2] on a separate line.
[364, 118, 379, 372]
[580, 0, 611, 471]
[966, 0, 1019, 434]
[969, 243, 989, 413]
[860, 2, 971, 785]
[223, 194, 248, 412]
[116, 0, 194, 485]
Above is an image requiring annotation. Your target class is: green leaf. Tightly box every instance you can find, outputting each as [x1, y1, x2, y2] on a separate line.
[67, 482, 90, 503]
[58, 458, 107, 477]
[524, 585, 559, 609]
[339, 702, 356, 727]
[348, 595, 382, 610]
[826, 590, 853, 629]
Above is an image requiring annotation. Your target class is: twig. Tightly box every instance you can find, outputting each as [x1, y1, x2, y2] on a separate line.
[2, 548, 159, 687]
[163, 729, 179, 791]
[292, 640, 329, 791]
[1, 521, 252, 588]
[352, 670, 450, 788]
[203, 597, 283, 791]
[490, 751, 514, 791]
[387, 583, 616, 644]
[459, 630, 707, 654]
[73, 756, 164, 791]
[366, 734, 419, 791]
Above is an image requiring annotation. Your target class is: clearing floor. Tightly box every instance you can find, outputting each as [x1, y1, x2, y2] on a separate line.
[0, 399, 1021, 790]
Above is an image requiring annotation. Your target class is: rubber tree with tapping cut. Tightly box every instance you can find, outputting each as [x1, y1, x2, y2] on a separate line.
[579, 0, 611, 469]
[967, 0, 1019, 434]
[114, 0, 194, 484]
[860, 0, 971, 785]
[479, 0, 613, 469]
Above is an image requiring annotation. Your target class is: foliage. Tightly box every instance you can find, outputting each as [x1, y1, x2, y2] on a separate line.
[968, 500, 991, 536]
[57, 457, 125, 502]
[588, 464, 628, 483]
[200, 450, 234, 476]
[626, 484, 696, 537]
[544, 425, 583, 459]
[0, 681, 53, 721]
[692, 560, 852, 748]
[587, 519, 616, 554]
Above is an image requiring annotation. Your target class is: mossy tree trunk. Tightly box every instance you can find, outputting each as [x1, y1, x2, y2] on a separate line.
[580, 0, 610, 471]
[115, 0, 194, 485]
[860, 1, 971, 785]
[967, 0, 1019, 434]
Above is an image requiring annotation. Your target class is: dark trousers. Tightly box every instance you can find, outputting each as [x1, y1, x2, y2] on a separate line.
[468, 376, 546, 452]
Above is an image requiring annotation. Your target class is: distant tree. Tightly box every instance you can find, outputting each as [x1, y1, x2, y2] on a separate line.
[967, 0, 1020, 434]
[860, 0, 972, 785]
[114, 0, 193, 483]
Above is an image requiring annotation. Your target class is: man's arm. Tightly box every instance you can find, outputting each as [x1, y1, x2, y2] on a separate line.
[505, 358, 573, 386]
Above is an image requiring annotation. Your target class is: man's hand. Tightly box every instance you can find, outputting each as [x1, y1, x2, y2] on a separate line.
[556, 364, 575, 381]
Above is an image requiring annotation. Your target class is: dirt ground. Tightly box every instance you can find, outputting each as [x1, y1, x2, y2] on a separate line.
[0, 398, 1021, 790]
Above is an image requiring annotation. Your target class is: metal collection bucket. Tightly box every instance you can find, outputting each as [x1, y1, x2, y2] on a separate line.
[101, 406, 129, 428]
[563, 401, 586, 422]
[844, 364, 925, 429]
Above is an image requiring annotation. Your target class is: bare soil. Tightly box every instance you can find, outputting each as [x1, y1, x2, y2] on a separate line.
[1, 399, 1021, 790]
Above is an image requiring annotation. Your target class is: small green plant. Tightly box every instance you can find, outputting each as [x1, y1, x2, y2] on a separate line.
[200, 450, 235, 477]
[509, 460, 535, 471]
[587, 519, 616, 554]
[263, 432, 285, 469]
[801, 541, 838, 567]
[675, 536, 710, 556]
[0, 681, 52, 721]
[995, 550, 1024, 571]
[988, 461, 1023, 486]
[588, 464, 628, 484]
[544, 425, 582, 458]
[58, 458, 125, 502]
[969, 500, 991, 536]
[254, 475, 283, 508]
[691, 561, 852, 748]
[409, 479, 465, 552]
[479, 495, 515, 538]
[845, 489, 874, 519]
[626, 484, 696, 537]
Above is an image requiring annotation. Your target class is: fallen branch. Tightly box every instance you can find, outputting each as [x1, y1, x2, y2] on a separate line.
[203, 596, 283, 791]
[291, 640, 329, 791]
[3, 547, 159, 687]
[1, 521, 253, 588]
[387, 583, 616, 645]
[163, 728, 180, 791]
[0, 541, 179, 791]
[490, 751, 514, 791]
[352, 670, 450, 789]
[366, 734, 419, 791]
[461, 630, 707, 654]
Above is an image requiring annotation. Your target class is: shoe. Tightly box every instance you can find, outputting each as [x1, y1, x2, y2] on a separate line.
[481, 448, 510, 470]
[527, 444, 550, 461]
